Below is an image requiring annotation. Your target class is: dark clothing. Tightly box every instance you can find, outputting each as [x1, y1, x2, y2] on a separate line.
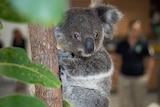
[0, 42, 2, 48]
[12, 39, 26, 50]
[0, 40, 3, 48]
[116, 39, 150, 76]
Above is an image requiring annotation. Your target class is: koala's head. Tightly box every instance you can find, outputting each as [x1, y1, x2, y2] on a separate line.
[55, 5, 122, 57]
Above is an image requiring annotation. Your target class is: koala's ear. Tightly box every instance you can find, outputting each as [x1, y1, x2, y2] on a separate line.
[54, 26, 64, 41]
[94, 5, 123, 38]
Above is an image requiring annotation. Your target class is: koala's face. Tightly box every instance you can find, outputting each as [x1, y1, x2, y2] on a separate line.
[55, 5, 122, 57]
[59, 9, 104, 57]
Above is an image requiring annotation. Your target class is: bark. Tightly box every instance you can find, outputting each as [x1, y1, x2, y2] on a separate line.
[28, 24, 62, 107]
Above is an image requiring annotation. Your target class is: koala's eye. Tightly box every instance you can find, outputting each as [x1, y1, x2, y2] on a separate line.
[73, 33, 81, 42]
[94, 32, 99, 39]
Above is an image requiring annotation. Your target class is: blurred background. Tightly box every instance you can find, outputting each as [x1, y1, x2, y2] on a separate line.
[0, 0, 160, 107]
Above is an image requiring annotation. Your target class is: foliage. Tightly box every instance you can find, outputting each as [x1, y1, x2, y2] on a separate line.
[0, 47, 64, 107]
[0, 0, 26, 23]
[0, 0, 71, 106]
[63, 100, 73, 107]
[0, 95, 47, 107]
[0, 21, 2, 29]
[0, 0, 67, 25]
[0, 47, 61, 88]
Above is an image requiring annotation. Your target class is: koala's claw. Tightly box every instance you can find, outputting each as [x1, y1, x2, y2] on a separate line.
[60, 71, 64, 75]
[59, 70, 64, 79]
[59, 65, 66, 82]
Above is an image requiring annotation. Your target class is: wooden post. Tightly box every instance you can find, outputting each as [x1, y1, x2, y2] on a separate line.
[28, 25, 62, 107]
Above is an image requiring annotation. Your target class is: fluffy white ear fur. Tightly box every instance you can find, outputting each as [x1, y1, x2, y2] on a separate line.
[95, 5, 123, 38]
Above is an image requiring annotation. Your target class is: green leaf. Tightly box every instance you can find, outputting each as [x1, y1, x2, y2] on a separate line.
[63, 100, 73, 107]
[0, 20, 3, 29]
[0, 0, 67, 25]
[27, 63, 61, 88]
[0, 0, 26, 22]
[0, 47, 30, 64]
[0, 94, 47, 107]
[0, 47, 61, 88]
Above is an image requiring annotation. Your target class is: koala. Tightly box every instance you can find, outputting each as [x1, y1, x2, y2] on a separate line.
[55, 5, 122, 107]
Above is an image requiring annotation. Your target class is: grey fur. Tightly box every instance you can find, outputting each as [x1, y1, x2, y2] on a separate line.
[55, 5, 122, 107]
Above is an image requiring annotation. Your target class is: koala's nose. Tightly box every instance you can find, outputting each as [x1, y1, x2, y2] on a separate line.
[85, 37, 94, 54]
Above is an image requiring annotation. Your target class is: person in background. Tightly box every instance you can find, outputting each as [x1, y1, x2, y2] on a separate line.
[12, 29, 27, 93]
[0, 39, 3, 85]
[116, 20, 155, 107]
[12, 29, 26, 50]
[0, 40, 3, 48]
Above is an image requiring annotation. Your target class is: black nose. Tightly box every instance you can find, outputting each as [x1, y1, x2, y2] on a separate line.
[85, 38, 94, 54]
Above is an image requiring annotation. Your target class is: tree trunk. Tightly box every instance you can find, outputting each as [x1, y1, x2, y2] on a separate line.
[28, 24, 62, 107]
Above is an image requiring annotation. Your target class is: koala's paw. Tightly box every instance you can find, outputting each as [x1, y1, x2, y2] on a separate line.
[59, 65, 68, 84]
[60, 59, 74, 70]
